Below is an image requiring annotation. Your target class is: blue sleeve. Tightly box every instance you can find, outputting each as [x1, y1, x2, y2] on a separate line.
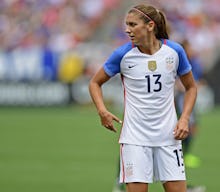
[191, 57, 203, 81]
[103, 42, 132, 77]
[166, 40, 192, 76]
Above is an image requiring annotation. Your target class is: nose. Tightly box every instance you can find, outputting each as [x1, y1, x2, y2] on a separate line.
[125, 26, 131, 34]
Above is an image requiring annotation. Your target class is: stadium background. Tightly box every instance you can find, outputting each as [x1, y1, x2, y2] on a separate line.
[0, 0, 220, 191]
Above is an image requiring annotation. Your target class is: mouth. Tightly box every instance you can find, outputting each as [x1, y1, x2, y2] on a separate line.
[129, 36, 135, 40]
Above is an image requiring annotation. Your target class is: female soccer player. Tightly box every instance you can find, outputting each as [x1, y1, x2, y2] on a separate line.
[89, 4, 197, 192]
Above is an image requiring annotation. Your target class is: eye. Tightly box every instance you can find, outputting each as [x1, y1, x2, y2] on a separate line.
[126, 22, 136, 27]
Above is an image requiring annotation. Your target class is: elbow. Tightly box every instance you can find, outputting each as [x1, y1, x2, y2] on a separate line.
[191, 83, 197, 95]
[194, 83, 198, 95]
[88, 78, 95, 95]
[195, 85, 198, 98]
[191, 84, 198, 99]
[88, 77, 100, 95]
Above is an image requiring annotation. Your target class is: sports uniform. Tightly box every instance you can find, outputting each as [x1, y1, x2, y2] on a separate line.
[103, 39, 192, 183]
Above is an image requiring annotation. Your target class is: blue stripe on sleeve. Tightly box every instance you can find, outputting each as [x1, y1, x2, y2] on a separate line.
[103, 42, 133, 77]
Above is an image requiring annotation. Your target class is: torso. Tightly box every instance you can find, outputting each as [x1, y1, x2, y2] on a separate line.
[103, 39, 191, 146]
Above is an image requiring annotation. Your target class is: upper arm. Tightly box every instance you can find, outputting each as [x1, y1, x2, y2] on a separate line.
[90, 67, 111, 87]
[179, 71, 196, 91]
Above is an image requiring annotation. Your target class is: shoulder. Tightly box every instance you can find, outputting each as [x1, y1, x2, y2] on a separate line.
[113, 42, 133, 56]
[163, 39, 185, 54]
[106, 42, 133, 64]
[106, 42, 133, 63]
[103, 42, 133, 77]
[163, 39, 192, 75]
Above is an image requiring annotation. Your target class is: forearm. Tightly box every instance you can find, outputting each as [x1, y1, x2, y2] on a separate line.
[89, 80, 107, 115]
[88, 68, 121, 132]
[88, 67, 111, 115]
[180, 86, 197, 121]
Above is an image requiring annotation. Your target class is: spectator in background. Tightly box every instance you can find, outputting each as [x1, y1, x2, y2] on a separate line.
[175, 39, 206, 192]
[175, 39, 204, 167]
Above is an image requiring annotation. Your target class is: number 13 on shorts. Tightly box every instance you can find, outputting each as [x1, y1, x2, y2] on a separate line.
[173, 148, 184, 167]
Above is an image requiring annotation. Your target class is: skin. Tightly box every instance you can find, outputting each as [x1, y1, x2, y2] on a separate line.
[89, 11, 197, 192]
[125, 12, 161, 55]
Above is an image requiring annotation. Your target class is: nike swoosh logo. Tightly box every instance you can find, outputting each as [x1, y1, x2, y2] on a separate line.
[128, 65, 137, 68]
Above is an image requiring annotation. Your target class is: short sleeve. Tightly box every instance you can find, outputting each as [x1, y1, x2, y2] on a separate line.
[177, 45, 192, 76]
[165, 39, 192, 76]
[103, 42, 132, 77]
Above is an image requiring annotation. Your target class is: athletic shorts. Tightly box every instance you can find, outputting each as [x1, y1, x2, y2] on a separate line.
[119, 143, 186, 183]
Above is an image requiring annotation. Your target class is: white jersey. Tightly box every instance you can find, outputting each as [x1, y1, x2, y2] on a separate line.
[103, 39, 191, 146]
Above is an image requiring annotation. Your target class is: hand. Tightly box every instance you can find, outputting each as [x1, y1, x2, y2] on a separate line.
[99, 110, 122, 132]
[173, 118, 189, 140]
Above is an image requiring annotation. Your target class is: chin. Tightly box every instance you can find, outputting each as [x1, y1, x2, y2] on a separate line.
[132, 41, 139, 45]
[131, 39, 137, 44]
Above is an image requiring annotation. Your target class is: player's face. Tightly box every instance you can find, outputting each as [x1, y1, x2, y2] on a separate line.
[125, 12, 152, 45]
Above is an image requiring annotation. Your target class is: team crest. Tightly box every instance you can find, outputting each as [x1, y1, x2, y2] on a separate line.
[148, 61, 157, 71]
[165, 57, 174, 71]
[125, 163, 133, 177]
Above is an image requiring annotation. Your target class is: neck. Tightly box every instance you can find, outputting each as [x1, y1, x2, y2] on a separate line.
[138, 38, 161, 55]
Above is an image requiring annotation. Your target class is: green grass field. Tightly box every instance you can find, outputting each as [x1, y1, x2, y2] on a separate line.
[0, 105, 219, 192]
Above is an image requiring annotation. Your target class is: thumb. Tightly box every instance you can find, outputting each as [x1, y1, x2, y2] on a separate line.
[173, 125, 178, 135]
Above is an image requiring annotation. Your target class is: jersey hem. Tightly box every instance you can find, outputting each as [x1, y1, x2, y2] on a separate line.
[118, 140, 181, 147]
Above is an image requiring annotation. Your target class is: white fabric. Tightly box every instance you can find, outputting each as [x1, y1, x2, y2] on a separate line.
[119, 143, 186, 183]
[119, 45, 181, 146]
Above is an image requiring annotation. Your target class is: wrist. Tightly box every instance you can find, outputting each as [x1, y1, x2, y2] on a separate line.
[98, 108, 108, 116]
[179, 116, 189, 122]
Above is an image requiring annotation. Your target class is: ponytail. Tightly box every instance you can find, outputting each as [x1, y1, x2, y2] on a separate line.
[156, 10, 169, 39]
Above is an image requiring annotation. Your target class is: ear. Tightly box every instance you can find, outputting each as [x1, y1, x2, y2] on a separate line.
[146, 21, 155, 32]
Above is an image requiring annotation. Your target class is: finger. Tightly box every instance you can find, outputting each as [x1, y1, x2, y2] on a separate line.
[175, 135, 182, 140]
[175, 130, 188, 140]
[173, 127, 181, 139]
[174, 134, 180, 140]
[110, 126, 117, 132]
[174, 129, 183, 139]
[173, 129, 178, 137]
[173, 125, 178, 135]
[180, 131, 189, 140]
[107, 125, 117, 132]
[104, 124, 117, 132]
[112, 115, 122, 124]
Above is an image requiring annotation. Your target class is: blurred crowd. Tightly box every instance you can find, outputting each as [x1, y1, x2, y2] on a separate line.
[0, 0, 219, 83]
[0, 0, 120, 81]
[0, 0, 120, 52]
[160, 0, 220, 72]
